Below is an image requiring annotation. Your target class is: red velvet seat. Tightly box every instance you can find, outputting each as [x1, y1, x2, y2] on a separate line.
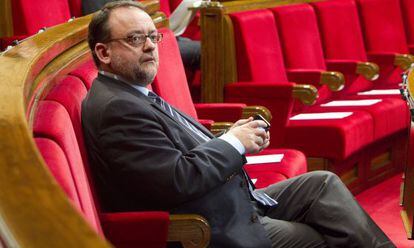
[1, 0, 80, 50]
[401, 0, 414, 54]
[311, 0, 406, 91]
[270, 4, 409, 140]
[33, 77, 176, 247]
[69, 60, 98, 90]
[228, 9, 376, 161]
[33, 100, 102, 234]
[153, 28, 307, 186]
[356, 0, 411, 86]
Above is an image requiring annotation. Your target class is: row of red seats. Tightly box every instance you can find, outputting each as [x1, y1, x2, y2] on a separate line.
[193, 0, 411, 192]
[0, 0, 81, 49]
[31, 27, 308, 248]
[0, 0, 188, 50]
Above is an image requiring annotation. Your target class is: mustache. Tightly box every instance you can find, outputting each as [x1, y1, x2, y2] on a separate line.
[140, 53, 157, 63]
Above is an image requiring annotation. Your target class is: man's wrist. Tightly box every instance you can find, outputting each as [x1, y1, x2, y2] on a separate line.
[219, 133, 246, 155]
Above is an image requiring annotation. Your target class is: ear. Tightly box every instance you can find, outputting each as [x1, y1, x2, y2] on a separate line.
[95, 43, 111, 65]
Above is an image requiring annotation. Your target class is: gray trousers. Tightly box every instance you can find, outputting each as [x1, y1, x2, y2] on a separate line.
[258, 171, 395, 248]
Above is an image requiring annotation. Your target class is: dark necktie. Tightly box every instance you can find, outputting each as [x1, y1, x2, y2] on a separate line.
[148, 91, 210, 141]
[148, 91, 277, 207]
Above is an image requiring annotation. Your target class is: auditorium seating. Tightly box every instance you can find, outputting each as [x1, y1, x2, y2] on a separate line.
[271, 3, 409, 140]
[153, 28, 307, 188]
[197, 0, 410, 192]
[312, 0, 410, 91]
[0, 0, 75, 50]
[1, 0, 414, 245]
[32, 69, 211, 247]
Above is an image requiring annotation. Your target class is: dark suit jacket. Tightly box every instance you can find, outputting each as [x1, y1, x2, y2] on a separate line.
[82, 74, 272, 247]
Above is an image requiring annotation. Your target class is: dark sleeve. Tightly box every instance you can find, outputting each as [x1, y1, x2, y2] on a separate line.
[98, 99, 245, 208]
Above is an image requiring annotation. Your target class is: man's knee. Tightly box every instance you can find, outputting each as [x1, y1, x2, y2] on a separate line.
[306, 170, 340, 184]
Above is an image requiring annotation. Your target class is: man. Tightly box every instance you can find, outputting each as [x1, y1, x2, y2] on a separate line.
[82, 1, 395, 247]
[82, 0, 201, 71]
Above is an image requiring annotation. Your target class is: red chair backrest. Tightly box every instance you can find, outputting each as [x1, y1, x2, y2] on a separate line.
[35, 137, 82, 210]
[152, 28, 199, 119]
[229, 9, 288, 83]
[272, 4, 326, 70]
[11, 0, 72, 35]
[311, 0, 368, 61]
[356, 0, 409, 53]
[33, 100, 103, 234]
[69, 60, 98, 90]
[68, 0, 82, 17]
[401, 0, 414, 48]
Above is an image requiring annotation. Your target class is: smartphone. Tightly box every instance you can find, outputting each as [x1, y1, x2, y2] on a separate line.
[253, 114, 271, 132]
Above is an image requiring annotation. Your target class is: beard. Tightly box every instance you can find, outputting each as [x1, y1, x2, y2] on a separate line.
[111, 53, 158, 86]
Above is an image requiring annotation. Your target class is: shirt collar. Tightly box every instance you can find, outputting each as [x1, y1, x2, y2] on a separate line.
[99, 70, 150, 96]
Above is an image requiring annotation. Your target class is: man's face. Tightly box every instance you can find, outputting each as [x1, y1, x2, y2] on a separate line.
[102, 7, 159, 85]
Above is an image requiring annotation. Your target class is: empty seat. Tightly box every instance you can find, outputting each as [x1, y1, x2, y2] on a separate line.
[356, 0, 413, 86]
[312, 0, 408, 90]
[271, 3, 409, 140]
[153, 28, 307, 186]
[228, 8, 375, 159]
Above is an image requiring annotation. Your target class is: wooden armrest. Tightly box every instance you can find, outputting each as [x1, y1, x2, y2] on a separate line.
[356, 62, 379, 81]
[394, 54, 414, 70]
[142, 0, 160, 14]
[320, 71, 344, 91]
[210, 122, 234, 134]
[292, 84, 318, 106]
[168, 215, 211, 248]
[241, 106, 272, 122]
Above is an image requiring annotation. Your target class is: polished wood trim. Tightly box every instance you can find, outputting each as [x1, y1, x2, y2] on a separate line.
[168, 215, 211, 248]
[356, 62, 380, 81]
[340, 166, 359, 186]
[306, 157, 329, 171]
[292, 84, 318, 105]
[0, 14, 109, 247]
[0, 0, 13, 37]
[320, 71, 345, 91]
[0, 3, 182, 247]
[401, 210, 413, 239]
[210, 122, 234, 135]
[370, 152, 392, 172]
[241, 106, 272, 122]
[200, 0, 320, 103]
[408, 66, 414, 99]
[394, 54, 414, 70]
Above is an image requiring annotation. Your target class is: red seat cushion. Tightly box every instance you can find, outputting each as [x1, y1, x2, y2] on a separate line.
[307, 98, 410, 140]
[285, 111, 374, 160]
[245, 149, 307, 189]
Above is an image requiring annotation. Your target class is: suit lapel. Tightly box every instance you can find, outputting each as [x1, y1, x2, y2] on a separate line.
[98, 74, 214, 140]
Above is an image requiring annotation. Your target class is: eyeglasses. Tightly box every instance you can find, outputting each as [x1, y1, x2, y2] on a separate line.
[106, 33, 163, 47]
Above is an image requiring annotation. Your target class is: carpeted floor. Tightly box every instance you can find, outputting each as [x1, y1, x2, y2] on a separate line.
[356, 174, 414, 248]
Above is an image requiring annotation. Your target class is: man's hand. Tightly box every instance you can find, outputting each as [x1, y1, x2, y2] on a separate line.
[227, 118, 270, 154]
